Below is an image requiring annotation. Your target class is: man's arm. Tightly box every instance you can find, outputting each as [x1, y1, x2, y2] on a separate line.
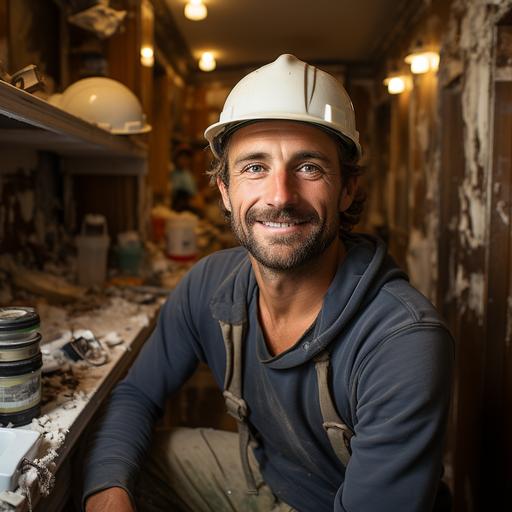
[82, 279, 202, 509]
[85, 487, 134, 512]
[335, 325, 454, 512]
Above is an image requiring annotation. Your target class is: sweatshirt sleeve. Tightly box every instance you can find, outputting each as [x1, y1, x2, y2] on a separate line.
[334, 324, 454, 512]
[82, 274, 202, 508]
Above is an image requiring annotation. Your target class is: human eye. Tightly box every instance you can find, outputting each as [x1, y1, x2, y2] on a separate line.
[242, 163, 265, 175]
[298, 163, 323, 177]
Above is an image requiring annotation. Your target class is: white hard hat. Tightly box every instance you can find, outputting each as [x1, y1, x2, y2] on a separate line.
[57, 77, 151, 134]
[204, 54, 361, 159]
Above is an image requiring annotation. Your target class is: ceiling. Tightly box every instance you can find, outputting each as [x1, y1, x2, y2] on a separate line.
[165, 0, 413, 70]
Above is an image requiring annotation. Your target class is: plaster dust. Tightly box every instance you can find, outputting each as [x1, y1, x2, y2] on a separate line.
[0, 295, 161, 511]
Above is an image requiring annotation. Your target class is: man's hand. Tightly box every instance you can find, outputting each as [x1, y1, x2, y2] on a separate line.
[85, 486, 134, 512]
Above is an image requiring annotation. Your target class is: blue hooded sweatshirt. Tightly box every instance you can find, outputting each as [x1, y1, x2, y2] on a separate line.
[83, 233, 453, 511]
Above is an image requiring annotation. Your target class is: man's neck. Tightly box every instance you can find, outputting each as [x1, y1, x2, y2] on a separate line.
[251, 239, 345, 355]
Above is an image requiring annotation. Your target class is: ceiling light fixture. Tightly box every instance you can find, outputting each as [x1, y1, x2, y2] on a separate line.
[184, 0, 207, 21]
[199, 52, 216, 71]
[140, 45, 154, 67]
[404, 44, 439, 74]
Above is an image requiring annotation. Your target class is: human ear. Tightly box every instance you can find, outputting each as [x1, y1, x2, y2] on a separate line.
[216, 176, 232, 212]
[339, 177, 359, 212]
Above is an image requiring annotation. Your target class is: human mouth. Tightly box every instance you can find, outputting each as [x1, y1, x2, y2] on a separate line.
[260, 221, 306, 228]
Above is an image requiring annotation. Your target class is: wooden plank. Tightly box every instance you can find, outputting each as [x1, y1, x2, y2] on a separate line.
[33, 315, 158, 512]
[438, 80, 488, 512]
[481, 50, 512, 509]
[0, 81, 146, 157]
[107, 0, 141, 96]
[73, 174, 139, 239]
[0, 0, 8, 67]
[148, 69, 171, 196]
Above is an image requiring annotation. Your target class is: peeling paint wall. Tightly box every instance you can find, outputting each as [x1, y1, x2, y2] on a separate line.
[442, 0, 512, 322]
[0, 151, 68, 265]
[373, 3, 447, 302]
[440, 2, 512, 510]
[369, 3, 512, 506]
[375, 0, 512, 315]
[406, 66, 441, 302]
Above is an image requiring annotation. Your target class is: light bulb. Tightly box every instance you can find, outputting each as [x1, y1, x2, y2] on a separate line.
[388, 77, 406, 94]
[405, 51, 439, 74]
[384, 76, 406, 95]
[184, 0, 207, 21]
[410, 54, 429, 74]
[199, 52, 216, 71]
[140, 45, 154, 67]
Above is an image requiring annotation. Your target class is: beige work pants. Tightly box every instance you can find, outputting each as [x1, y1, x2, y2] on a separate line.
[135, 427, 295, 512]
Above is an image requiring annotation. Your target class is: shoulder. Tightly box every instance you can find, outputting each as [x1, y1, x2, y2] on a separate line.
[176, 246, 249, 297]
[191, 246, 248, 277]
[355, 276, 452, 341]
[356, 278, 454, 377]
[342, 278, 454, 383]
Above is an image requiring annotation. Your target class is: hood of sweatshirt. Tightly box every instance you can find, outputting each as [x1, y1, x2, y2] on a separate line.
[209, 233, 408, 369]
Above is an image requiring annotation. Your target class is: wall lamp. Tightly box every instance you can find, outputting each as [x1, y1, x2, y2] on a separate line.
[140, 45, 154, 67]
[404, 45, 439, 74]
[383, 74, 411, 95]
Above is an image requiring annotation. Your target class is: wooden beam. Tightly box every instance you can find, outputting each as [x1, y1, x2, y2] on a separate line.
[151, 0, 195, 79]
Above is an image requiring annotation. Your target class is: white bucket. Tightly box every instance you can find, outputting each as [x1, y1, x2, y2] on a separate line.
[166, 212, 198, 261]
[76, 215, 110, 286]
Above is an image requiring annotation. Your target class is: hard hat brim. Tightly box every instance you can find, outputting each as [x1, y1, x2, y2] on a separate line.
[205, 115, 361, 160]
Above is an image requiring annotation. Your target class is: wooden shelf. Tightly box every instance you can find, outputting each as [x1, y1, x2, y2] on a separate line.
[0, 80, 147, 158]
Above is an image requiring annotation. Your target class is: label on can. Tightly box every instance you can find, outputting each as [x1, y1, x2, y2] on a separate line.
[0, 344, 39, 362]
[0, 370, 41, 413]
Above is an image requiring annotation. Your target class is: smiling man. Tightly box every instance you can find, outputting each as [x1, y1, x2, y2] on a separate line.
[83, 55, 454, 512]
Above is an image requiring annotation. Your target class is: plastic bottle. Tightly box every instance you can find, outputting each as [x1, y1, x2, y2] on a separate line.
[75, 214, 110, 286]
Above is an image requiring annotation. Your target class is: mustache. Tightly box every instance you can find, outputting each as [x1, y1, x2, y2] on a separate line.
[246, 206, 319, 225]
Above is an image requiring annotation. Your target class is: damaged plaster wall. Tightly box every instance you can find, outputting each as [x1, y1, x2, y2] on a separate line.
[443, 0, 512, 323]
[382, 0, 512, 317]
[378, 4, 446, 302]
[0, 151, 71, 272]
[405, 59, 441, 302]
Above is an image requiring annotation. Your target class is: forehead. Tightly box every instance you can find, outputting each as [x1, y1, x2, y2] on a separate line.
[227, 120, 339, 156]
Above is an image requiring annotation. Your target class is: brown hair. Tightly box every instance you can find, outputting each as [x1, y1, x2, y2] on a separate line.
[206, 125, 366, 233]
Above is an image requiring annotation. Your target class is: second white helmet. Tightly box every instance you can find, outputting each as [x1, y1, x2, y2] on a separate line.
[204, 54, 360, 159]
[56, 77, 151, 135]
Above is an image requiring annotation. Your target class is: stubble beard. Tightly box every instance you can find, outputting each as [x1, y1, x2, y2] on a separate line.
[229, 206, 339, 272]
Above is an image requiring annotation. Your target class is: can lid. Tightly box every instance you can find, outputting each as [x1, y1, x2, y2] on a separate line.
[0, 307, 40, 332]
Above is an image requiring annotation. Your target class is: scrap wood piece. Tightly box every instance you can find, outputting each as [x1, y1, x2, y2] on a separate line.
[11, 266, 86, 302]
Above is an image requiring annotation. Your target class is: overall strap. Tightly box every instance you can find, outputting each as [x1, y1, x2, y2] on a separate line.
[219, 320, 258, 494]
[314, 350, 354, 467]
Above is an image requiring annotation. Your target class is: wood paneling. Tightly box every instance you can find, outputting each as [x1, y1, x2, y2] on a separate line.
[482, 21, 512, 507]
[149, 69, 171, 198]
[438, 81, 486, 512]
[73, 174, 138, 240]
[107, 0, 141, 95]
[387, 89, 411, 270]
[0, 0, 8, 67]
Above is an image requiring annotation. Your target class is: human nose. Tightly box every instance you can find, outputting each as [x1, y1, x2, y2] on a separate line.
[265, 168, 298, 207]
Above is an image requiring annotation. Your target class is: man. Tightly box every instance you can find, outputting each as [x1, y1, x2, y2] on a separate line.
[170, 145, 199, 213]
[83, 54, 453, 512]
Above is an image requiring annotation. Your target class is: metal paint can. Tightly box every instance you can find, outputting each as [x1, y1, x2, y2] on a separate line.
[0, 307, 42, 426]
